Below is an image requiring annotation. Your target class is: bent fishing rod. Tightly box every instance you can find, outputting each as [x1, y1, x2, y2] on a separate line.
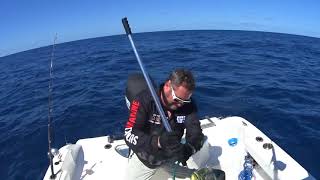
[122, 17, 172, 132]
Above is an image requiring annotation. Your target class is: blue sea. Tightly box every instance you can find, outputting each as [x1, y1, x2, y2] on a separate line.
[0, 30, 319, 179]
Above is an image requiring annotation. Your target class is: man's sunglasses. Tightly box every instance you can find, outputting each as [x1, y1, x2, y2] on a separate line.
[170, 85, 192, 104]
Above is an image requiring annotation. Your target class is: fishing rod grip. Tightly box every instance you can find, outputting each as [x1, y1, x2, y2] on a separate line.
[122, 17, 132, 35]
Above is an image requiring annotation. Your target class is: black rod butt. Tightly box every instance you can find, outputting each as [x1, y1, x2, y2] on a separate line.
[122, 17, 132, 35]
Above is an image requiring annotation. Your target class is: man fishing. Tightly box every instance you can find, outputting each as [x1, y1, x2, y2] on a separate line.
[122, 18, 224, 180]
[124, 69, 205, 179]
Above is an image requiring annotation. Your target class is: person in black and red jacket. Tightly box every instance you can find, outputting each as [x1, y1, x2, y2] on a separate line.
[124, 69, 204, 180]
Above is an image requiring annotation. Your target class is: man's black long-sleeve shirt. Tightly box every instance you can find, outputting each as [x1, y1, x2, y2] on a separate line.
[124, 86, 204, 168]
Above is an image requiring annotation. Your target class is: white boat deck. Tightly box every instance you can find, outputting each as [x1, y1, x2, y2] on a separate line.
[43, 116, 315, 180]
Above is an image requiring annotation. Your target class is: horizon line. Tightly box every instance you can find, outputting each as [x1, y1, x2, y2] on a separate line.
[1, 29, 319, 58]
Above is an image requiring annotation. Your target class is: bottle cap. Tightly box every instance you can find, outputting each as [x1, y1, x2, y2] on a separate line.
[228, 138, 238, 146]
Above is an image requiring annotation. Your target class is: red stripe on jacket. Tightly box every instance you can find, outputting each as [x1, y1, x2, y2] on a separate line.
[126, 100, 140, 128]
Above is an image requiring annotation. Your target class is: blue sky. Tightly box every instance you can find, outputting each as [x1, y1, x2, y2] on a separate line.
[1, 0, 319, 57]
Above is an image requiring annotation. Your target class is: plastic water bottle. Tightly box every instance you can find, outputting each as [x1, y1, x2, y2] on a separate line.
[238, 155, 253, 180]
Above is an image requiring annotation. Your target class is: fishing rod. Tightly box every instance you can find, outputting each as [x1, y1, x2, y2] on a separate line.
[122, 17, 172, 132]
[47, 34, 57, 179]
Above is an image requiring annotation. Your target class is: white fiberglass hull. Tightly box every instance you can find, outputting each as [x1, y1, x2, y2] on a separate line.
[43, 116, 314, 180]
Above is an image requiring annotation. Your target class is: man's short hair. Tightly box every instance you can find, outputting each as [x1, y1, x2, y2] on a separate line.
[168, 69, 195, 91]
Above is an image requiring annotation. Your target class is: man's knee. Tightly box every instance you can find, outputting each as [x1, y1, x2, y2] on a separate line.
[125, 154, 156, 180]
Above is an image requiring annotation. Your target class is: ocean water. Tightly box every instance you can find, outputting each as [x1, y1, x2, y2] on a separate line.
[0, 30, 319, 179]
